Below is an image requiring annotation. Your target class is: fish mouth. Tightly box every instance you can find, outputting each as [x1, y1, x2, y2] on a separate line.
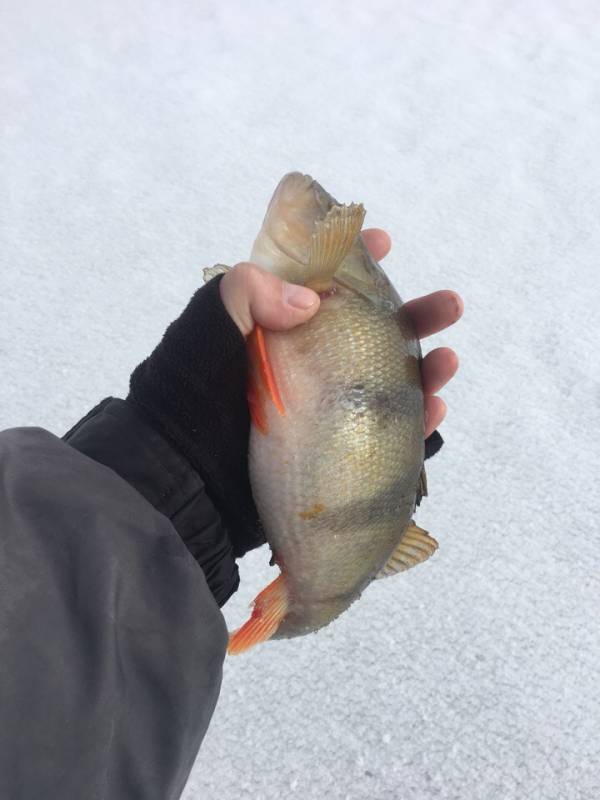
[261, 172, 339, 265]
[273, 172, 335, 213]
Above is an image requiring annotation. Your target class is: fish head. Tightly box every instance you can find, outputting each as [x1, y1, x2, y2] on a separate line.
[251, 172, 360, 287]
[250, 172, 365, 291]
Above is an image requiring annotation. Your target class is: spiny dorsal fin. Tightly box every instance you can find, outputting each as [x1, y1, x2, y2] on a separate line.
[377, 521, 438, 578]
[203, 263, 232, 284]
[306, 203, 365, 292]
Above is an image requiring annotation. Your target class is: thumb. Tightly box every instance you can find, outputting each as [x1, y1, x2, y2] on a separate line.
[219, 262, 320, 337]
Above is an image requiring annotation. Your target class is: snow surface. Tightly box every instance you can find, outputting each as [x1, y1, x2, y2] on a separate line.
[2, 2, 599, 798]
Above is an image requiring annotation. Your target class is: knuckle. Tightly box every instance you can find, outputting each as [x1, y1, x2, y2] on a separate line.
[233, 261, 260, 279]
[232, 262, 263, 293]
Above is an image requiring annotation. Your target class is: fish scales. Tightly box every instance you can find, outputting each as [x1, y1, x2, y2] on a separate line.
[250, 284, 424, 637]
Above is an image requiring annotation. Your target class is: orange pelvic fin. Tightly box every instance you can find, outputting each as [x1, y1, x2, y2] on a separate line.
[248, 325, 285, 416]
[228, 573, 289, 655]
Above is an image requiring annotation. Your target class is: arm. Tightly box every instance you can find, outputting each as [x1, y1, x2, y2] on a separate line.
[0, 426, 227, 800]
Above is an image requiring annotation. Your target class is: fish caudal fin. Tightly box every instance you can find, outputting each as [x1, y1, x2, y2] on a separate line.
[306, 203, 365, 292]
[228, 574, 289, 655]
[376, 522, 438, 578]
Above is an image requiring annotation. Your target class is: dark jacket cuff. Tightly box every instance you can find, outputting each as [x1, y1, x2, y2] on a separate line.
[62, 396, 239, 607]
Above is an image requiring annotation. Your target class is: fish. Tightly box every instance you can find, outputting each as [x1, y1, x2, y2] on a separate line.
[203, 172, 438, 654]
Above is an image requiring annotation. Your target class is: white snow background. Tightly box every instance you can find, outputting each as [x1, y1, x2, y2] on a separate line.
[2, 2, 599, 798]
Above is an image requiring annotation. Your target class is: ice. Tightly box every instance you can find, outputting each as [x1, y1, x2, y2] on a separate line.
[2, 2, 599, 798]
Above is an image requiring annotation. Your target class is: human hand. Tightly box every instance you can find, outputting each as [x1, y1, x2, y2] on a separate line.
[219, 228, 463, 438]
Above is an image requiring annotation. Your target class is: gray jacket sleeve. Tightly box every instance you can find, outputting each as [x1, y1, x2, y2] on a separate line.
[0, 426, 228, 800]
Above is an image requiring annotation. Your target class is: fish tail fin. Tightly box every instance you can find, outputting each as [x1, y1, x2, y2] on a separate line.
[227, 574, 289, 655]
[306, 203, 365, 292]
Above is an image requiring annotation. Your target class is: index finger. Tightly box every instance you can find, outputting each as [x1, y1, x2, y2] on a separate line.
[361, 228, 392, 261]
[403, 291, 464, 339]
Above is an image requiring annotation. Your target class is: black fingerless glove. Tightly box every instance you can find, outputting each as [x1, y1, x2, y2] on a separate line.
[126, 275, 264, 559]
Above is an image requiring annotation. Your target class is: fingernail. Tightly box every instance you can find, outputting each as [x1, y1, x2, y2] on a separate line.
[283, 283, 318, 309]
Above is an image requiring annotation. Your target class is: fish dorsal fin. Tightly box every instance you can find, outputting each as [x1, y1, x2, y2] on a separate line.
[376, 521, 438, 578]
[306, 203, 365, 292]
[203, 263, 231, 284]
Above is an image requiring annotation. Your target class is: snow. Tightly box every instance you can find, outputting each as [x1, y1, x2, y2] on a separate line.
[2, 2, 599, 798]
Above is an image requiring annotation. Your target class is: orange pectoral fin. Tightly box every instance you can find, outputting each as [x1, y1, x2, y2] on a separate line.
[247, 372, 268, 434]
[248, 325, 285, 416]
[227, 573, 289, 655]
